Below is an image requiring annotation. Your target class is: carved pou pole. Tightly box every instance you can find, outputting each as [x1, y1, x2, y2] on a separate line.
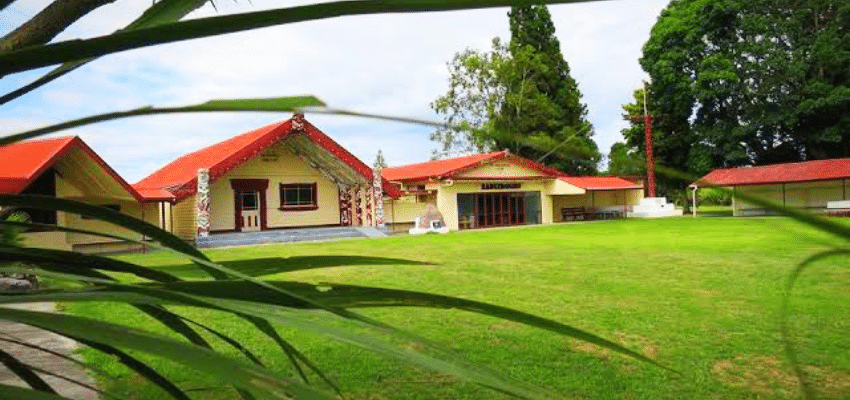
[373, 167, 384, 227]
[196, 168, 211, 238]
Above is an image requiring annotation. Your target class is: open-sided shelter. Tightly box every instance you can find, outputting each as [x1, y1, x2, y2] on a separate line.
[134, 115, 402, 242]
[381, 151, 643, 231]
[694, 158, 850, 216]
[0, 136, 159, 252]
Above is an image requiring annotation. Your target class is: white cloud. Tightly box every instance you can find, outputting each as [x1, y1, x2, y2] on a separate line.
[1, 0, 669, 180]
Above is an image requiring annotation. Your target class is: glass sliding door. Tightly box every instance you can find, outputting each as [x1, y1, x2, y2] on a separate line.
[459, 191, 541, 229]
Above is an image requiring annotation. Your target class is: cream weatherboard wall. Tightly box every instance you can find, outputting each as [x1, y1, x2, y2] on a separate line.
[383, 197, 427, 225]
[732, 179, 848, 216]
[203, 144, 340, 232]
[20, 169, 159, 251]
[454, 162, 549, 179]
[172, 195, 197, 241]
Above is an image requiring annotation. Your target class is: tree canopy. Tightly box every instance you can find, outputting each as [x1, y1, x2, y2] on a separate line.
[431, 3, 600, 175]
[637, 0, 850, 169]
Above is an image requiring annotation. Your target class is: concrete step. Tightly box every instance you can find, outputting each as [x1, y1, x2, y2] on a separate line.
[196, 227, 372, 248]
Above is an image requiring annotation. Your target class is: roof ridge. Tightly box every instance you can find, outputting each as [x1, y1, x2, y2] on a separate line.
[713, 157, 850, 171]
[383, 151, 504, 170]
[5, 135, 78, 145]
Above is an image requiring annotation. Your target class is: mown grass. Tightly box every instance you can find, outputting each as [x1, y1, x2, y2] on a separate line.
[67, 217, 850, 399]
[697, 205, 734, 217]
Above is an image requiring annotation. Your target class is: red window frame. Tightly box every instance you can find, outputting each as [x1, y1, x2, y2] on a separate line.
[279, 183, 319, 211]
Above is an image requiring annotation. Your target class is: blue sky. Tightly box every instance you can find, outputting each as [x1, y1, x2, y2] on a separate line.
[0, 0, 669, 182]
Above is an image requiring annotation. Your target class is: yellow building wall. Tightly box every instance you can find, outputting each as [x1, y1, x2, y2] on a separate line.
[172, 195, 197, 241]
[733, 180, 847, 215]
[455, 162, 549, 179]
[17, 158, 167, 250]
[434, 180, 553, 231]
[22, 232, 71, 251]
[207, 144, 342, 231]
[61, 199, 148, 245]
[546, 179, 585, 195]
[22, 172, 151, 247]
[383, 196, 429, 224]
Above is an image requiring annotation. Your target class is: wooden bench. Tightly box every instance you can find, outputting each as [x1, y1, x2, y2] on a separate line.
[562, 207, 593, 221]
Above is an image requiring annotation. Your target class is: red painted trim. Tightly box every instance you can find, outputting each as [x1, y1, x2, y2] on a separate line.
[233, 190, 242, 230]
[259, 188, 268, 230]
[230, 179, 269, 231]
[230, 179, 269, 191]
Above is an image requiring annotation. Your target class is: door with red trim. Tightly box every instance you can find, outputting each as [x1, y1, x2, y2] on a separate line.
[238, 189, 261, 232]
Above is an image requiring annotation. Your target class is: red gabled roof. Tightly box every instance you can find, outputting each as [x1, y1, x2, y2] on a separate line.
[0, 136, 144, 200]
[382, 151, 567, 182]
[382, 152, 506, 182]
[697, 158, 850, 187]
[134, 116, 402, 202]
[558, 176, 643, 191]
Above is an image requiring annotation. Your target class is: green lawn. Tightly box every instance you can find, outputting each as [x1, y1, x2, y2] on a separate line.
[697, 205, 734, 217]
[67, 217, 850, 400]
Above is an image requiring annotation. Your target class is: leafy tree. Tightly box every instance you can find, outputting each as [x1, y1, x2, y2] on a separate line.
[373, 148, 388, 168]
[606, 142, 644, 176]
[431, 3, 600, 175]
[640, 0, 850, 167]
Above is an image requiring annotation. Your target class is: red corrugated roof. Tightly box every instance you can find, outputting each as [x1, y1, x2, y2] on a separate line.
[558, 176, 643, 190]
[135, 187, 175, 201]
[135, 116, 402, 202]
[382, 151, 571, 182]
[697, 158, 850, 186]
[0, 136, 75, 194]
[382, 152, 507, 182]
[0, 136, 144, 200]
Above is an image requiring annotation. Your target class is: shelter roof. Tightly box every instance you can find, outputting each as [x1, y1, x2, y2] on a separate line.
[0, 135, 143, 200]
[134, 116, 402, 202]
[696, 158, 850, 187]
[558, 176, 643, 190]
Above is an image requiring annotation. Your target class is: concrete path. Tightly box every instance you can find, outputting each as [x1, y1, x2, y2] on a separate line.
[0, 302, 99, 400]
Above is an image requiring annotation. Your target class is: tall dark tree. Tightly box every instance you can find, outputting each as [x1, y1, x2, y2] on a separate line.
[495, 3, 599, 174]
[431, 3, 600, 175]
[639, 0, 850, 168]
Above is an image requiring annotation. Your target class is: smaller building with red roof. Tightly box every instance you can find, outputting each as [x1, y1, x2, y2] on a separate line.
[0, 136, 161, 252]
[694, 158, 850, 216]
[381, 150, 645, 231]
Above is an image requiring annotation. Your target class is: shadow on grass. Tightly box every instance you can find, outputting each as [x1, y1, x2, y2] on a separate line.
[151, 255, 436, 279]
